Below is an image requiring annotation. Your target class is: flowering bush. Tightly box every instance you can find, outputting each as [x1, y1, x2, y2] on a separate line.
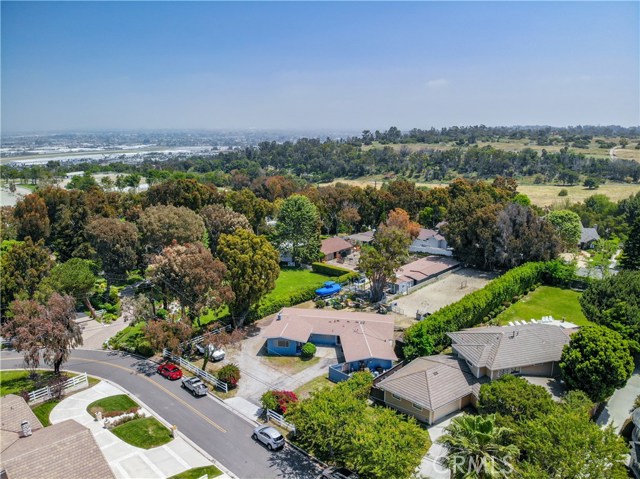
[217, 363, 240, 387]
[261, 390, 298, 415]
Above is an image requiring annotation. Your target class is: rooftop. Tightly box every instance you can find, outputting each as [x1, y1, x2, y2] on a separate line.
[447, 323, 570, 371]
[262, 308, 397, 363]
[321, 237, 354, 255]
[346, 230, 375, 243]
[394, 256, 459, 284]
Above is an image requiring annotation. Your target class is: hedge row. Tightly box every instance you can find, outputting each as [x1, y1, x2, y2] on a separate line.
[311, 262, 359, 282]
[403, 261, 574, 359]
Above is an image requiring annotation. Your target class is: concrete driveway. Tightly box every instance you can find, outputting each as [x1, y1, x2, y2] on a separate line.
[416, 412, 464, 479]
[597, 365, 640, 432]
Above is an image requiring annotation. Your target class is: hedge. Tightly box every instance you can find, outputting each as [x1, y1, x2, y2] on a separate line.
[403, 261, 574, 359]
[311, 262, 359, 283]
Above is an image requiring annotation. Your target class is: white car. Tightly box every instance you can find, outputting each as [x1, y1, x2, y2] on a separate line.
[252, 426, 285, 450]
[195, 343, 225, 361]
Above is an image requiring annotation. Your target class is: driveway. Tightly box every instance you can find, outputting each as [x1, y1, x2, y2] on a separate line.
[597, 364, 640, 432]
[416, 412, 462, 479]
[227, 318, 339, 403]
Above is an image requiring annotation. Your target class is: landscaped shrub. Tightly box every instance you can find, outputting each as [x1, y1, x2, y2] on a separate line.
[403, 261, 550, 358]
[135, 340, 154, 357]
[314, 299, 326, 309]
[217, 363, 240, 387]
[261, 390, 298, 414]
[156, 308, 168, 319]
[311, 262, 357, 280]
[301, 342, 316, 359]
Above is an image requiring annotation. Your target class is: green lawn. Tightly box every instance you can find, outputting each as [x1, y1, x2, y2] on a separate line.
[495, 286, 593, 327]
[294, 375, 336, 399]
[168, 466, 222, 479]
[31, 400, 60, 426]
[87, 394, 139, 415]
[0, 370, 61, 396]
[111, 417, 173, 449]
[267, 269, 331, 301]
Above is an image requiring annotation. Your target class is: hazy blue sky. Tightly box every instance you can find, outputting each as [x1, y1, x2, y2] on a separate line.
[2, 1, 638, 133]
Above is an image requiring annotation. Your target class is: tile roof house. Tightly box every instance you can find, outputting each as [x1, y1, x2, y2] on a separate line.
[409, 228, 452, 256]
[376, 355, 488, 424]
[320, 237, 354, 261]
[447, 323, 571, 380]
[0, 394, 114, 479]
[376, 323, 572, 424]
[346, 230, 375, 245]
[261, 308, 397, 382]
[389, 256, 459, 294]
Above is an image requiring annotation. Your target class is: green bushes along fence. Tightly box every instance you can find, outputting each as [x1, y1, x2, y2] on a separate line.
[403, 261, 575, 359]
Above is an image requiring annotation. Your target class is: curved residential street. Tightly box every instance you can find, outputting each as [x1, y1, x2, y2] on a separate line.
[0, 349, 320, 479]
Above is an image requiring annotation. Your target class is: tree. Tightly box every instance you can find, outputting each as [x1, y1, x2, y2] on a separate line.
[137, 205, 205, 255]
[274, 194, 322, 266]
[200, 204, 251, 254]
[217, 229, 280, 328]
[514, 391, 628, 478]
[620, 216, 640, 270]
[85, 217, 139, 299]
[477, 374, 555, 422]
[143, 318, 193, 354]
[40, 258, 97, 318]
[199, 324, 245, 370]
[2, 294, 83, 375]
[146, 178, 223, 211]
[358, 226, 412, 302]
[579, 271, 640, 345]
[0, 237, 54, 307]
[67, 172, 98, 191]
[438, 414, 519, 479]
[560, 325, 634, 402]
[583, 177, 600, 189]
[226, 188, 274, 233]
[120, 293, 155, 325]
[547, 209, 582, 249]
[384, 208, 420, 239]
[13, 194, 50, 241]
[0, 206, 18, 242]
[148, 241, 233, 325]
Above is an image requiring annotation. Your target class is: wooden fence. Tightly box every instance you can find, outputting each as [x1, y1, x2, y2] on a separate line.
[163, 349, 228, 393]
[28, 372, 89, 404]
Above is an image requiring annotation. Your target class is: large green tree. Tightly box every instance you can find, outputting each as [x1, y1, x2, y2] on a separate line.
[148, 241, 233, 325]
[620, 216, 640, 270]
[146, 178, 223, 211]
[137, 205, 205, 255]
[217, 229, 280, 328]
[200, 204, 251, 254]
[0, 237, 54, 307]
[274, 194, 322, 266]
[478, 374, 555, 422]
[40, 258, 97, 317]
[85, 217, 139, 299]
[560, 325, 634, 402]
[547, 209, 582, 249]
[438, 414, 519, 479]
[579, 271, 640, 345]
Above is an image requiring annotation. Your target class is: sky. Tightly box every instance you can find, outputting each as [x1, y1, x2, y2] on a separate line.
[1, 1, 639, 133]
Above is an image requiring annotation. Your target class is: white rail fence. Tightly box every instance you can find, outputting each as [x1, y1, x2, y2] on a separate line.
[183, 325, 233, 348]
[266, 409, 296, 433]
[163, 349, 228, 393]
[28, 372, 89, 404]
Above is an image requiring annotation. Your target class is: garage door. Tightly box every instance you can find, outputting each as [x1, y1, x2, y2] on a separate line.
[433, 399, 461, 423]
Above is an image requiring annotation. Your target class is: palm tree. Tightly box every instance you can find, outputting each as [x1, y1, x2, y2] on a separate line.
[438, 414, 519, 479]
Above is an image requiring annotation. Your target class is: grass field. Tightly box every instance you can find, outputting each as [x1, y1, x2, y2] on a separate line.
[0, 370, 62, 396]
[111, 417, 173, 449]
[87, 394, 139, 415]
[32, 400, 60, 426]
[495, 286, 592, 327]
[168, 466, 222, 479]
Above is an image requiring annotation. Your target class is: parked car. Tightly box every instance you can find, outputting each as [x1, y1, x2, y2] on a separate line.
[318, 467, 360, 479]
[252, 425, 285, 451]
[157, 363, 182, 380]
[195, 343, 226, 361]
[181, 377, 208, 397]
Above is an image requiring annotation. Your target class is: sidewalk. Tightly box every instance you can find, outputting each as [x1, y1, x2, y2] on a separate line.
[50, 381, 231, 479]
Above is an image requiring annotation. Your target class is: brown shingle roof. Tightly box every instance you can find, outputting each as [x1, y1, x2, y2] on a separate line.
[321, 237, 354, 255]
[261, 308, 397, 363]
[377, 355, 487, 411]
[1, 419, 115, 479]
[394, 256, 459, 283]
[417, 228, 438, 241]
[346, 231, 374, 243]
[447, 324, 570, 371]
[0, 394, 44, 455]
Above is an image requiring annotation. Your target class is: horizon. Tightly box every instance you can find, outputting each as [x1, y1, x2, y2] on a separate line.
[2, 1, 639, 132]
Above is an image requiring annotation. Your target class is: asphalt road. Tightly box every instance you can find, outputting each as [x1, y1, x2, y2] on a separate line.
[0, 349, 320, 479]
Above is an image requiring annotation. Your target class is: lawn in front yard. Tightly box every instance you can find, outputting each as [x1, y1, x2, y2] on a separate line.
[261, 355, 320, 375]
[168, 465, 222, 479]
[1, 370, 61, 396]
[266, 269, 332, 302]
[87, 394, 139, 415]
[31, 400, 60, 426]
[294, 374, 336, 399]
[111, 417, 173, 449]
[495, 286, 592, 327]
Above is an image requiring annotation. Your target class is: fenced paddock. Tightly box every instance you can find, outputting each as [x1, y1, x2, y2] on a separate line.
[393, 268, 497, 320]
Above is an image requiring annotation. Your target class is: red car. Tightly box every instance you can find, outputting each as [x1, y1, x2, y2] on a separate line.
[157, 363, 183, 380]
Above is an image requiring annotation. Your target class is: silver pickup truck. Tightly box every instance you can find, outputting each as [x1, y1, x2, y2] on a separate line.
[181, 377, 208, 397]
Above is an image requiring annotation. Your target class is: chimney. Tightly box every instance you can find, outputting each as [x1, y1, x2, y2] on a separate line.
[21, 420, 32, 437]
